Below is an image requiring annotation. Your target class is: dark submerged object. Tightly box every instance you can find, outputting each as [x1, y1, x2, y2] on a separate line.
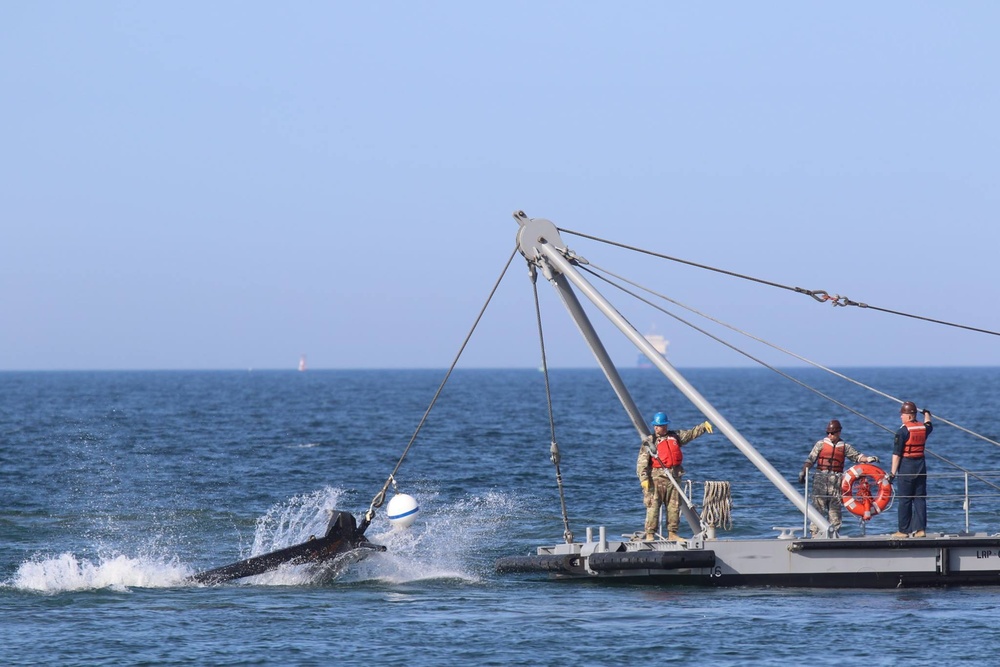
[192, 510, 384, 584]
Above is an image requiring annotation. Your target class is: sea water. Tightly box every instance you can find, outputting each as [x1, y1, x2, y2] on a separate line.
[2, 368, 999, 665]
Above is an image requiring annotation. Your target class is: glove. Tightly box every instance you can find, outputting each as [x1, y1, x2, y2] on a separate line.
[641, 479, 650, 493]
[702, 421, 713, 434]
[887, 472, 896, 484]
[922, 409, 931, 419]
[869, 456, 880, 463]
[798, 470, 806, 484]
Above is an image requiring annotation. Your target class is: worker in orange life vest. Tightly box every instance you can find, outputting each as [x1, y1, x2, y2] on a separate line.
[636, 411, 713, 541]
[889, 401, 933, 538]
[799, 419, 878, 536]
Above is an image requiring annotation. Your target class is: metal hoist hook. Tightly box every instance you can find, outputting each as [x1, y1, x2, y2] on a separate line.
[363, 473, 401, 526]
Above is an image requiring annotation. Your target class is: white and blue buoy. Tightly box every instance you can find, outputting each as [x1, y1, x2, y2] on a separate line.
[386, 493, 419, 529]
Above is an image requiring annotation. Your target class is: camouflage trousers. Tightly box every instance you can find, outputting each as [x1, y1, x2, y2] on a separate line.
[810, 471, 844, 534]
[645, 471, 682, 535]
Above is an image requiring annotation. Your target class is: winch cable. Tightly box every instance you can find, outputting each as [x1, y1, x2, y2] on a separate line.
[584, 261, 1000, 451]
[561, 228, 1000, 338]
[579, 262, 1000, 492]
[579, 263, 888, 432]
[357, 245, 519, 535]
[530, 266, 574, 544]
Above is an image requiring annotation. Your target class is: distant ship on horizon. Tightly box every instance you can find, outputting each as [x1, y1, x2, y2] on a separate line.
[637, 332, 668, 368]
[298, 355, 307, 372]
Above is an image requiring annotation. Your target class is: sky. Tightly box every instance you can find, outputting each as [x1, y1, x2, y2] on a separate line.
[2, 2, 999, 371]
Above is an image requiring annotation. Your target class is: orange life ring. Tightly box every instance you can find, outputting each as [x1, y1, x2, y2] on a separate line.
[840, 463, 893, 521]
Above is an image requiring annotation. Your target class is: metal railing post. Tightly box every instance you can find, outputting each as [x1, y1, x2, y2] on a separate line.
[803, 474, 809, 538]
[964, 472, 970, 534]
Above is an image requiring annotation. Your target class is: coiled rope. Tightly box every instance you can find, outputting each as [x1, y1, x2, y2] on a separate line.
[701, 481, 733, 531]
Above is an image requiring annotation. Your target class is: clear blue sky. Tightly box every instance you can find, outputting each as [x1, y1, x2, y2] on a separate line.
[2, 2, 998, 370]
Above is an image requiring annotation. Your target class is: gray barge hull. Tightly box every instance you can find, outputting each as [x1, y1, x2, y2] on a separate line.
[497, 533, 1000, 588]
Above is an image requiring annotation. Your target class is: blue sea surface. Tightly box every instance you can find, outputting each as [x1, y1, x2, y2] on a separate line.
[2, 367, 1000, 665]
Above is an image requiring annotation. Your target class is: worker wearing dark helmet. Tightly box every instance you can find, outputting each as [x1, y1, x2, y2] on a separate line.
[889, 401, 933, 538]
[799, 419, 879, 536]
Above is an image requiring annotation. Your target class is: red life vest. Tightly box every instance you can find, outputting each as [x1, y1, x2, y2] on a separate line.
[903, 421, 927, 458]
[816, 438, 846, 472]
[652, 435, 682, 468]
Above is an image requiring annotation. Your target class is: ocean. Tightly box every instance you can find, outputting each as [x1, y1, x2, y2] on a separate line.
[3, 367, 999, 665]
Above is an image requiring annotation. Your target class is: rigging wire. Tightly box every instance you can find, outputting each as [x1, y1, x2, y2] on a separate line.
[580, 262, 888, 432]
[561, 228, 1000, 338]
[584, 261, 1000, 450]
[578, 262, 1000, 491]
[531, 265, 574, 544]
[358, 245, 519, 535]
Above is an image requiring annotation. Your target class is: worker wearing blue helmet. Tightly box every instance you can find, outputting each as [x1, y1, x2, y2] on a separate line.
[636, 411, 713, 541]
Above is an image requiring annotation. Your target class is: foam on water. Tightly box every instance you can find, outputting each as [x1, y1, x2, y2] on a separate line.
[9, 552, 192, 593]
[249, 486, 348, 553]
[217, 487, 521, 586]
[347, 489, 519, 585]
[4, 484, 520, 592]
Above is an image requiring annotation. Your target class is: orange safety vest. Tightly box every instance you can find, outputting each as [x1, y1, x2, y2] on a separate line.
[903, 421, 927, 458]
[816, 439, 846, 472]
[652, 435, 682, 468]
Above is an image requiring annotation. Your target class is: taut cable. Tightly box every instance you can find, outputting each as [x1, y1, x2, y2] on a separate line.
[358, 245, 519, 535]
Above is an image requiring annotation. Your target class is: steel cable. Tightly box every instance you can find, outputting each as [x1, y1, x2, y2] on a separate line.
[358, 245, 519, 535]
[531, 266, 574, 544]
[577, 261, 1000, 492]
[561, 228, 1000, 337]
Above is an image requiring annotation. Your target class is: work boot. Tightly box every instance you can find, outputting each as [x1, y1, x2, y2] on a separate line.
[667, 532, 682, 541]
[891, 531, 909, 538]
[912, 530, 926, 538]
[645, 532, 655, 541]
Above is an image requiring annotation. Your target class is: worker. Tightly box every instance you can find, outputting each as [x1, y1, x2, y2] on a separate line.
[636, 411, 713, 541]
[889, 401, 933, 538]
[799, 419, 878, 536]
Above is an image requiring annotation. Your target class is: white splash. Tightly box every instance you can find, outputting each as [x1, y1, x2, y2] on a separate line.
[3, 486, 521, 591]
[249, 487, 346, 554]
[346, 489, 519, 585]
[8, 552, 192, 593]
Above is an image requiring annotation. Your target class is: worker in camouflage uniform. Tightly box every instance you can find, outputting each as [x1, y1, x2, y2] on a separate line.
[636, 411, 713, 541]
[799, 419, 879, 536]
